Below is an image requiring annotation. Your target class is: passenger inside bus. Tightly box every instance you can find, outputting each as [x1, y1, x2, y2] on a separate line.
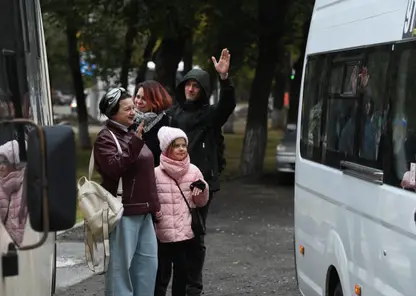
[338, 66, 378, 160]
[394, 49, 416, 190]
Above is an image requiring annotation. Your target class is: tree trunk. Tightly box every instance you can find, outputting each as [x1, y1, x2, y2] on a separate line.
[271, 71, 285, 129]
[182, 37, 193, 74]
[240, 0, 289, 178]
[154, 34, 187, 95]
[240, 46, 276, 177]
[66, 19, 91, 149]
[119, 25, 138, 88]
[271, 51, 291, 129]
[135, 35, 156, 85]
[288, 17, 312, 124]
[120, 1, 140, 88]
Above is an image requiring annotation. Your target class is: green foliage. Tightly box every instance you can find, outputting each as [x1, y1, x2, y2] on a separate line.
[41, 0, 314, 99]
[43, 13, 73, 91]
[193, 0, 258, 72]
[283, 0, 315, 62]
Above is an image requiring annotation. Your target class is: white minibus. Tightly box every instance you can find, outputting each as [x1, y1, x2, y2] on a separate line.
[295, 0, 416, 295]
[0, 0, 77, 295]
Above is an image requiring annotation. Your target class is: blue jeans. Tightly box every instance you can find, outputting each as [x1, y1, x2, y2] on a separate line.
[105, 214, 158, 296]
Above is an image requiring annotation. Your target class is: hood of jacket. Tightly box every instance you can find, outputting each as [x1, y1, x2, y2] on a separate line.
[175, 68, 211, 106]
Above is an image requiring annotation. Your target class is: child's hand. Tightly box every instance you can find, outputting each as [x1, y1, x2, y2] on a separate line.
[155, 211, 163, 220]
[192, 187, 203, 196]
[190, 179, 206, 191]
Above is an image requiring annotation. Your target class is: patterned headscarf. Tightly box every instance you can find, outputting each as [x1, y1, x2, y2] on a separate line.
[100, 87, 128, 117]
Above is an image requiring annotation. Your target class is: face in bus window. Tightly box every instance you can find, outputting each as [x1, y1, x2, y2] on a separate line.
[364, 98, 374, 118]
[0, 101, 15, 118]
[359, 67, 370, 89]
[350, 66, 370, 95]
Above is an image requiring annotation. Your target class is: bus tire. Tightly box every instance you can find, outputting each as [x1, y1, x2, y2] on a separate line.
[333, 282, 343, 296]
[51, 240, 57, 295]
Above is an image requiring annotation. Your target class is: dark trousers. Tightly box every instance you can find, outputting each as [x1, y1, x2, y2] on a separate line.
[186, 192, 213, 296]
[155, 239, 192, 296]
[155, 193, 214, 296]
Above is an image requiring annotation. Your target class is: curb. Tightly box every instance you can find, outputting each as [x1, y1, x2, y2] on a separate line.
[57, 220, 84, 237]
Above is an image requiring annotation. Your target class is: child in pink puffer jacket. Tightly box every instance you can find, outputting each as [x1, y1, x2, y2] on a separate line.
[153, 126, 209, 296]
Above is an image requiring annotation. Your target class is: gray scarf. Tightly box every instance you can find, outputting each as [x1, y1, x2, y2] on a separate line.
[134, 111, 165, 133]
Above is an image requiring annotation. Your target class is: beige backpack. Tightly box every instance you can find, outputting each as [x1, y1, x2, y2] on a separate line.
[77, 129, 124, 273]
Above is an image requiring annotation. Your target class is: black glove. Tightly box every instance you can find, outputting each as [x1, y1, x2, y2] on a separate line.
[190, 179, 206, 191]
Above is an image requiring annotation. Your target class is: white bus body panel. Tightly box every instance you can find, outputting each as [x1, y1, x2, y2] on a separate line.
[0, 221, 54, 296]
[295, 0, 416, 296]
[0, 0, 55, 295]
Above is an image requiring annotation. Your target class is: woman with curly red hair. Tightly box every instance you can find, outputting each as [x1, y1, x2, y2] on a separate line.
[133, 80, 173, 166]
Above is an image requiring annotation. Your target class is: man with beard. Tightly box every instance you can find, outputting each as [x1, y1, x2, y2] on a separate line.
[167, 48, 236, 295]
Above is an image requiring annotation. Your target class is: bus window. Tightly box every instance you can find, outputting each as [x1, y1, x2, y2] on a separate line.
[329, 64, 343, 94]
[322, 48, 390, 169]
[323, 60, 360, 167]
[0, 25, 32, 251]
[391, 48, 416, 190]
[342, 63, 358, 95]
[357, 50, 390, 164]
[299, 56, 327, 162]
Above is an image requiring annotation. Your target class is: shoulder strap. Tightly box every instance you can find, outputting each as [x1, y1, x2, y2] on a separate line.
[108, 130, 122, 153]
[163, 170, 192, 211]
[107, 130, 123, 196]
[88, 129, 123, 195]
[84, 205, 110, 274]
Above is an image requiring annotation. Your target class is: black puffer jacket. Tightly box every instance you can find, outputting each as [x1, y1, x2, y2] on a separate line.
[169, 68, 236, 192]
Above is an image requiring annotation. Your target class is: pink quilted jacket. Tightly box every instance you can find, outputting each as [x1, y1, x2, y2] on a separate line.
[0, 168, 26, 246]
[154, 154, 209, 243]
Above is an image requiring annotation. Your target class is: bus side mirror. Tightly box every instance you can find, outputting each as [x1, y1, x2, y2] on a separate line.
[0, 120, 77, 251]
[26, 124, 77, 234]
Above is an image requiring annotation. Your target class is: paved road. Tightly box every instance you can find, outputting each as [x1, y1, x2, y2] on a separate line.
[71, 125, 103, 134]
[53, 105, 72, 115]
[55, 177, 301, 296]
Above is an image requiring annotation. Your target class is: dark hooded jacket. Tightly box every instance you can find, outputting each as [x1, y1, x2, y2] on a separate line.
[169, 69, 236, 192]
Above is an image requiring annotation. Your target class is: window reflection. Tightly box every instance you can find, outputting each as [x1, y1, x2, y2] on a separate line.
[395, 49, 416, 190]
[0, 140, 26, 246]
[0, 61, 32, 247]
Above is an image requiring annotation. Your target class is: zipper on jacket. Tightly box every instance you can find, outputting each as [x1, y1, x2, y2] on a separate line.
[130, 178, 136, 201]
[202, 142, 205, 148]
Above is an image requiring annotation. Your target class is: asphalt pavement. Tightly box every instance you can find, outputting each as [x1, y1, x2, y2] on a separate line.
[55, 176, 301, 296]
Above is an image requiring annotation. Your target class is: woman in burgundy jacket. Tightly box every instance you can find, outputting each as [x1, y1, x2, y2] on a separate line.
[94, 87, 160, 296]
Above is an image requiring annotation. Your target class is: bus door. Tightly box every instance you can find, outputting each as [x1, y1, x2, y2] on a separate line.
[320, 46, 390, 295]
[374, 41, 416, 296]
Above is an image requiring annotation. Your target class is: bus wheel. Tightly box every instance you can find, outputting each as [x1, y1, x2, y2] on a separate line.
[334, 282, 343, 296]
[51, 241, 57, 295]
